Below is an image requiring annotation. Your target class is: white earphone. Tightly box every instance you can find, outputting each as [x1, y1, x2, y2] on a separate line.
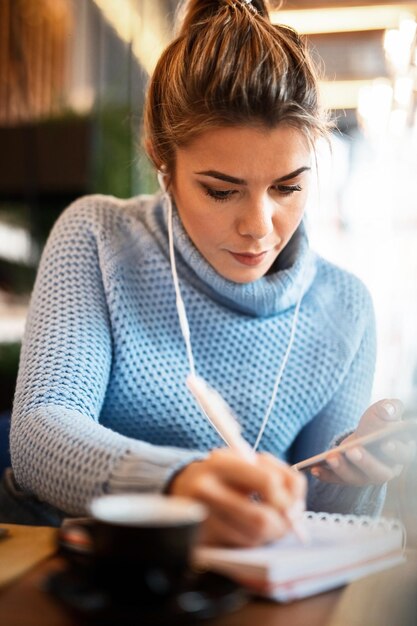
[157, 167, 169, 193]
[158, 167, 307, 451]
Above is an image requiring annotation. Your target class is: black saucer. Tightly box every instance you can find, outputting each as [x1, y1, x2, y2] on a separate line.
[45, 565, 247, 625]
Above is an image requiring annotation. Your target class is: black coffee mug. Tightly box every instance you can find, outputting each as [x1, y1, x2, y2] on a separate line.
[84, 494, 207, 603]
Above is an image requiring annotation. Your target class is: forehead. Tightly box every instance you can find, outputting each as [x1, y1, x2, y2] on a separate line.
[175, 125, 312, 177]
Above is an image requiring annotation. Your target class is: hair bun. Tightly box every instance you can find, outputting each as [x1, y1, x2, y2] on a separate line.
[177, 0, 269, 35]
[144, 0, 330, 171]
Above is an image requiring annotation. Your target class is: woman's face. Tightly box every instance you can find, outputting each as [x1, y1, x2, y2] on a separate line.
[170, 125, 312, 283]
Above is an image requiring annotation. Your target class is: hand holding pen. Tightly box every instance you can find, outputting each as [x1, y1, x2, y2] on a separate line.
[168, 374, 308, 547]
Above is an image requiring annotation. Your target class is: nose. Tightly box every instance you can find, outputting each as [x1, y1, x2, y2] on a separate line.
[237, 195, 275, 240]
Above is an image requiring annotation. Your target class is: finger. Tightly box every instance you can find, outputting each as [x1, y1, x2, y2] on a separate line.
[372, 398, 404, 420]
[380, 440, 416, 465]
[323, 453, 371, 485]
[356, 399, 404, 436]
[200, 514, 258, 547]
[219, 504, 289, 546]
[255, 453, 307, 515]
[310, 449, 404, 485]
[373, 398, 403, 420]
[310, 465, 343, 483]
[343, 447, 400, 483]
[209, 450, 296, 513]
[193, 474, 288, 541]
[200, 507, 288, 548]
[259, 453, 307, 500]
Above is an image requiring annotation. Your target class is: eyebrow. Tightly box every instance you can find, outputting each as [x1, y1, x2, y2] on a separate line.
[195, 166, 311, 185]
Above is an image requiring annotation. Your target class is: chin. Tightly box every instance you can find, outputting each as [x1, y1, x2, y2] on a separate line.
[217, 266, 268, 284]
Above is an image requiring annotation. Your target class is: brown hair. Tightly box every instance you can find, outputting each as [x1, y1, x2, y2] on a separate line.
[144, 0, 330, 171]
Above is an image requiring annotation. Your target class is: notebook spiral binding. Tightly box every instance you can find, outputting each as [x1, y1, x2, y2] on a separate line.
[304, 511, 407, 549]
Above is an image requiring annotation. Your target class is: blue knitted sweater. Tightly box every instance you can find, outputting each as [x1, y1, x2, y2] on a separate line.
[11, 194, 383, 516]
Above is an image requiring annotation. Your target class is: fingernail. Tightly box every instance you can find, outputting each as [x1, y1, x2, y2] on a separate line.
[346, 448, 363, 462]
[311, 468, 321, 477]
[381, 401, 397, 420]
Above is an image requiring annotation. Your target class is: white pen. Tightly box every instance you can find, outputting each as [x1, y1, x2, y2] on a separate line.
[186, 373, 309, 544]
[186, 374, 257, 463]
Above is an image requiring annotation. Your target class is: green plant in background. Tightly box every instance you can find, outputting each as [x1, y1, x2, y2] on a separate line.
[136, 145, 159, 196]
[91, 105, 157, 198]
[0, 106, 160, 416]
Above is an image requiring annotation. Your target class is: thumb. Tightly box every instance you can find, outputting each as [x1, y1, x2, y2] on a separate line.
[374, 398, 404, 421]
[356, 398, 404, 437]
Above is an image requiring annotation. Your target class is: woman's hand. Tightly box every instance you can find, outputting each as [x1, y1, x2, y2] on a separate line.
[168, 448, 306, 547]
[311, 399, 416, 486]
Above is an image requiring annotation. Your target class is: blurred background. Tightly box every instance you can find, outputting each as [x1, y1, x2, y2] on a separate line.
[0, 0, 417, 474]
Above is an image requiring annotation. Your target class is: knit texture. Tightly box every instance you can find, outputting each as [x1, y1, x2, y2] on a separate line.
[11, 194, 381, 516]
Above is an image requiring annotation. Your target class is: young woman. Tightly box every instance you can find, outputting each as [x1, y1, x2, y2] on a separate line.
[4, 0, 413, 545]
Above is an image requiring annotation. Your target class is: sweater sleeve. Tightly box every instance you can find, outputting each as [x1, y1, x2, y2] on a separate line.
[10, 198, 205, 516]
[289, 286, 386, 516]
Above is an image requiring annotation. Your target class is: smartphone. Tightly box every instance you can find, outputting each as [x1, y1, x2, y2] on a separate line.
[292, 418, 417, 472]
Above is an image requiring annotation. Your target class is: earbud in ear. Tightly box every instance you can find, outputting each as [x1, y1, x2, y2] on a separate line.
[157, 165, 169, 192]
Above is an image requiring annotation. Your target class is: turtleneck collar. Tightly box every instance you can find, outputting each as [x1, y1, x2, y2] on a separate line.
[151, 194, 317, 318]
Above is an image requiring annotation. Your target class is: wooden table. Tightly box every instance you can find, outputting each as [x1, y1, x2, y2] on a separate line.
[1, 527, 416, 626]
[0, 554, 341, 626]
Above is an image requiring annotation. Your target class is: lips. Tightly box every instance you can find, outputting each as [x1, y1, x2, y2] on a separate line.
[229, 251, 269, 267]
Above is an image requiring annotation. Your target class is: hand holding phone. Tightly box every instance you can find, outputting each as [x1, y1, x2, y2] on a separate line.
[292, 418, 417, 473]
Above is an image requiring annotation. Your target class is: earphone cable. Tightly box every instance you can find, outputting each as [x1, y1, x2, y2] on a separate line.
[164, 189, 196, 378]
[252, 271, 306, 451]
[160, 178, 307, 452]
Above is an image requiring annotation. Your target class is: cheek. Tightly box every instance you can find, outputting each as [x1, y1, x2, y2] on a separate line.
[274, 199, 306, 240]
[184, 197, 231, 238]
[290, 189, 309, 221]
[193, 215, 225, 246]
[172, 185, 201, 231]
[176, 199, 224, 251]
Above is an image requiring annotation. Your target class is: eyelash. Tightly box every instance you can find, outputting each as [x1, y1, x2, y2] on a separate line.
[203, 184, 302, 203]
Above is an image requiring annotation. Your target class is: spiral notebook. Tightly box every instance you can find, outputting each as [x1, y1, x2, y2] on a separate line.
[193, 512, 406, 602]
